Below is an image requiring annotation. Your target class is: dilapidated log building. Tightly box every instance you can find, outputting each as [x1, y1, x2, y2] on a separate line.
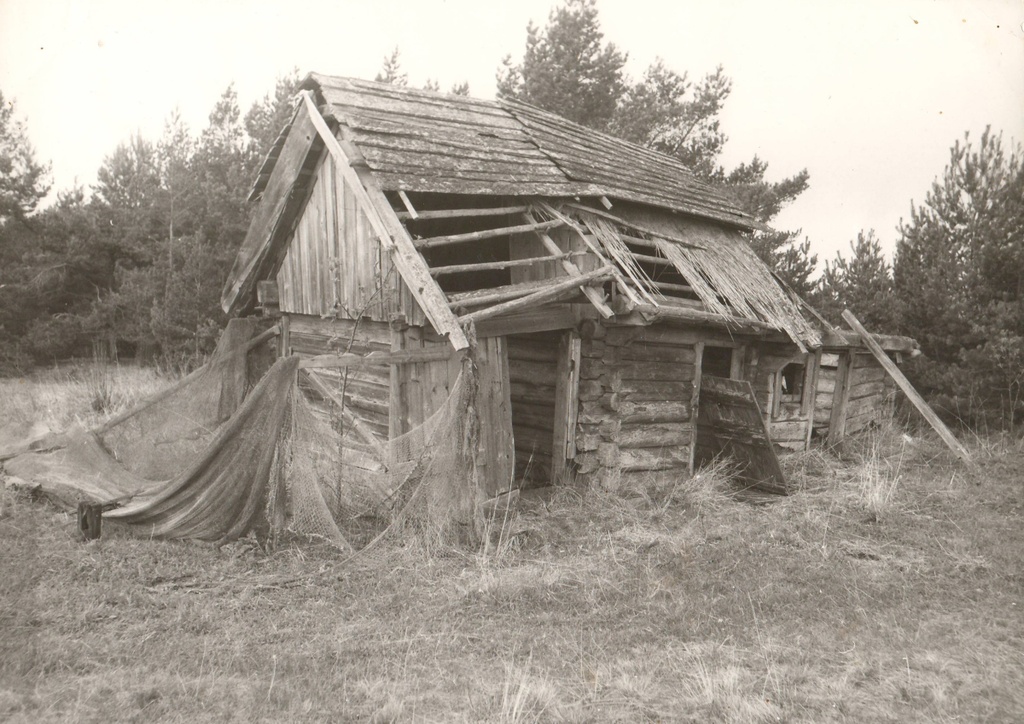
[222, 74, 916, 499]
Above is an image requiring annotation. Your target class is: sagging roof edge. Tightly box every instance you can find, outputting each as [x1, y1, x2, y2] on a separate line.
[295, 72, 763, 233]
[227, 75, 915, 355]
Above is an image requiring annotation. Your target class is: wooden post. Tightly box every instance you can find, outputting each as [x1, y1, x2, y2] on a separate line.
[804, 350, 821, 450]
[551, 331, 581, 484]
[690, 341, 704, 475]
[842, 310, 972, 463]
[827, 350, 853, 445]
[78, 502, 103, 540]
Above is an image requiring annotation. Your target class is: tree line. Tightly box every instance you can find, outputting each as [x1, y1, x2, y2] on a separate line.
[1, 0, 1020, 426]
[0, 74, 301, 371]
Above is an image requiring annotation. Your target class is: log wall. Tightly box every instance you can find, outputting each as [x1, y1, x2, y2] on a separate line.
[507, 332, 559, 485]
[816, 350, 897, 442]
[572, 324, 695, 489]
[286, 314, 392, 441]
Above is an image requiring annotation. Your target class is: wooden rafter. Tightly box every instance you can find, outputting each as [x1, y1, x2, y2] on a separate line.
[428, 252, 583, 276]
[531, 203, 646, 308]
[396, 205, 529, 221]
[412, 219, 565, 250]
[448, 278, 558, 309]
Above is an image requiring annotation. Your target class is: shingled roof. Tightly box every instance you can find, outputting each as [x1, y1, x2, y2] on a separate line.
[250, 73, 760, 231]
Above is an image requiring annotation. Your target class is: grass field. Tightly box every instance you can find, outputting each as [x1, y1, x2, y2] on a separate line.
[1, 369, 1023, 722]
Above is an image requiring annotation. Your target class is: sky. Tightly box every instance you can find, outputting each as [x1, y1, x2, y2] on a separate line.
[1, 0, 1022, 267]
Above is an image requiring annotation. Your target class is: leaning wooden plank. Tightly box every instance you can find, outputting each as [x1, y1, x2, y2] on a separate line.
[396, 205, 529, 221]
[448, 278, 556, 308]
[842, 310, 972, 463]
[459, 266, 614, 325]
[300, 92, 469, 350]
[299, 346, 454, 369]
[412, 219, 565, 250]
[428, 252, 577, 276]
[302, 369, 388, 468]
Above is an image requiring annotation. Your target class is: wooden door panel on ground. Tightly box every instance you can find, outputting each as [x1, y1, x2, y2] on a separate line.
[695, 376, 788, 495]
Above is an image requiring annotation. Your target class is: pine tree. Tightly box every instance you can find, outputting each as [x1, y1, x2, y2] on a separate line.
[893, 127, 1024, 424]
[244, 69, 301, 172]
[375, 47, 408, 87]
[496, 2, 815, 292]
[609, 60, 730, 180]
[497, 0, 626, 129]
[0, 91, 50, 225]
[817, 230, 895, 331]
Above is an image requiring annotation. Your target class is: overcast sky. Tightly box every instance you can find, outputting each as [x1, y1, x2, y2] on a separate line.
[2, 0, 1021, 266]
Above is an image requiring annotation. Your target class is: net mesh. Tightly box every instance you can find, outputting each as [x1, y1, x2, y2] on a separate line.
[97, 319, 272, 481]
[269, 364, 480, 554]
[7, 320, 484, 555]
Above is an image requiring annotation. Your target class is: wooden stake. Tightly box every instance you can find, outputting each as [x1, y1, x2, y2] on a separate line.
[842, 310, 972, 463]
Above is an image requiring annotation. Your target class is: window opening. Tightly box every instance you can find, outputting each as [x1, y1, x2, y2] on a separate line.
[702, 346, 733, 379]
[779, 362, 805, 403]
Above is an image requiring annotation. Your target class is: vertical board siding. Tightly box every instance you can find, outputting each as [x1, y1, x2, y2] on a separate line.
[389, 326, 461, 437]
[276, 155, 409, 322]
[475, 336, 515, 498]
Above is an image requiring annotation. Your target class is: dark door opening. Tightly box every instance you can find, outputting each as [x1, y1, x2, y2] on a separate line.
[506, 331, 561, 488]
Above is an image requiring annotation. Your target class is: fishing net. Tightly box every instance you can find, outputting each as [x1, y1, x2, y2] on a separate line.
[5, 321, 484, 554]
[268, 363, 480, 553]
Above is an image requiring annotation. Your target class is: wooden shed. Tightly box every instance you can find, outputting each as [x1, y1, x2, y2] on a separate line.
[221, 74, 915, 499]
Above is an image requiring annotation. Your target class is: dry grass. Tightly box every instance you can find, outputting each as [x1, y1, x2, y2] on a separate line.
[0, 363, 169, 436]
[2, 373, 1023, 722]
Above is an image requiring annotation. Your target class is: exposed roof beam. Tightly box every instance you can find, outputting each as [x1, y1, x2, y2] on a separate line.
[396, 205, 529, 221]
[412, 219, 564, 250]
